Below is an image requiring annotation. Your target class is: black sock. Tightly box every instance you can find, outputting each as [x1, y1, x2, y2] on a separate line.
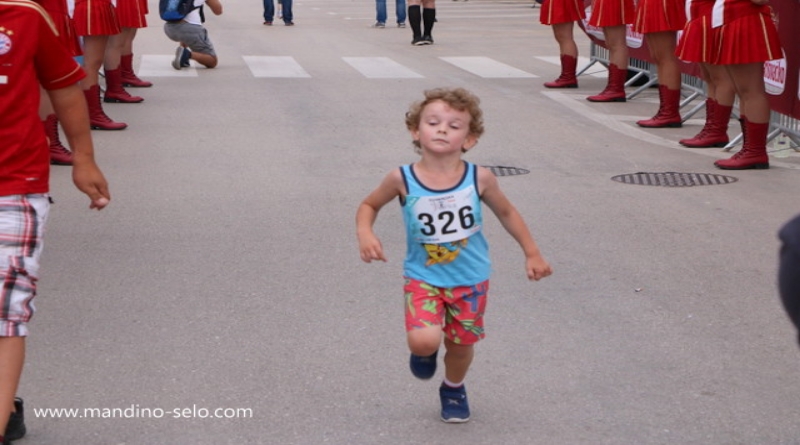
[408, 5, 421, 38]
[422, 8, 435, 36]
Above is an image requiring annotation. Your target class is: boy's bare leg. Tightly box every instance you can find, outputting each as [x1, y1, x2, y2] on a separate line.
[191, 52, 218, 69]
[443, 338, 473, 384]
[407, 325, 441, 356]
[0, 337, 24, 432]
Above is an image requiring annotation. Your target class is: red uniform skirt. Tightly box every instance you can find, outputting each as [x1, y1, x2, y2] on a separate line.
[588, 0, 635, 27]
[540, 0, 586, 25]
[634, 0, 686, 33]
[72, 0, 121, 36]
[34, 0, 83, 55]
[675, 0, 713, 62]
[115, 0, 147, 28]
[715, 6, 782, 64]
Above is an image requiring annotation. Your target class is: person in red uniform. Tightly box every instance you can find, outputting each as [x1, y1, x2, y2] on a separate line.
[0, 1, 110, 443]
[102, 0, 148, 103]
[72, 0, 128, 129]
[633, 0, 686, 127]
[710, 0, 782, 170]
[586, 0, 635, 102]
[540, 0, 586, 88]
[34, 0, 82, 165]
[116, 0, 151, 88]
[675, 0, 737, 148]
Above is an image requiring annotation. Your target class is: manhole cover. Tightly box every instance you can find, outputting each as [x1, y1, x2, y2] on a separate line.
[611, 172, 738, 187]
[484, 166, 530, 177]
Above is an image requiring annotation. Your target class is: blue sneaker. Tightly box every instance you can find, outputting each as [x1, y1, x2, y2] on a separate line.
[439, 384, 470, 423]
[409, 350, 437, 379]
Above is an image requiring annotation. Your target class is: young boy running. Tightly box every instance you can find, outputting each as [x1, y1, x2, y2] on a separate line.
[356, 87, 552, 423]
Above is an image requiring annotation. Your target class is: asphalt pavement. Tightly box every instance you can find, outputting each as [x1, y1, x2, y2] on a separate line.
[19, 0, 800, 443]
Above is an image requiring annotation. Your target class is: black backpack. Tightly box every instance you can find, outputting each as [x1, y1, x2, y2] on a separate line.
[160, 0, 202, 21]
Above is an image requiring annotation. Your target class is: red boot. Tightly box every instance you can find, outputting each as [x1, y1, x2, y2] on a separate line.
[637, 85, 682, 128]
[587, 63, 627, 102]
[714, 118, 769, 170]
[680, 99, 732, 148]
[103, 68, 144, 103]
[120, 54, 153, 88]
[43, 114, 73, 165]
[84, 85, 128, 130]
[544, 54, 578, 89]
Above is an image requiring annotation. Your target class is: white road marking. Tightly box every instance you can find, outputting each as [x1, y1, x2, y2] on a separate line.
[138, 55, 199, 77]
[343, 57, 423, 78]
[243, 56, 312, 78]
[440, 56, 537, 78]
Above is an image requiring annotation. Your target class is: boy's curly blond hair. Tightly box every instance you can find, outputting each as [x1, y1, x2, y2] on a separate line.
[405, 88, 485, 153]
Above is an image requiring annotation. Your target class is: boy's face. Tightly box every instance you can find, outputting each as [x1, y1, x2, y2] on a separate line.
[411, 100, 477, 155]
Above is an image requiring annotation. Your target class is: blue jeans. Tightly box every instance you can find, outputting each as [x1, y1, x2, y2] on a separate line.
[264, 0, 292, 22]
[376, 0, 406, 24]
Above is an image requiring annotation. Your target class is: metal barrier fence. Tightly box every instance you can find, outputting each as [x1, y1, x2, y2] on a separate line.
[581, 42, 800, 155]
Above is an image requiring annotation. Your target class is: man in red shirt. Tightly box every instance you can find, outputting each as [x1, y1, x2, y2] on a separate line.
[0, 1, 111, 442]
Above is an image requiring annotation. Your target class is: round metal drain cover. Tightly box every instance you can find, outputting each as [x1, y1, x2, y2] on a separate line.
[611, 172, 738, 187]
[484, 166, 530, 177]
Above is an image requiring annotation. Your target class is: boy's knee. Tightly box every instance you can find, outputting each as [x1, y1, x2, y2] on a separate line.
[407, 329, 441, 356]
[199, 56, 218, 69]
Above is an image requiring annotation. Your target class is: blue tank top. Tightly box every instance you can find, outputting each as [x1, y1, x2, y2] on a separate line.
[400, 162, 491, 288]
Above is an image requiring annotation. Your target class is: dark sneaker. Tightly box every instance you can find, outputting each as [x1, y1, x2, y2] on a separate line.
[179, 48, 191, 67]
[439, 384, 470, 423]
[263, 20, 272, 25]
[409, 350, 437, 379]
[284, 21, 294, 25]
[5, 398, 26, 441]
[397, 22, 406, 28]
[372, 21, 385, 28]
[421, 35, 434, 45]
[412, 36, 425, 46]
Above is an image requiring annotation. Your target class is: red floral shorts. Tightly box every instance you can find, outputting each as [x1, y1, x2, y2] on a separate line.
[403, 277, 489, 345]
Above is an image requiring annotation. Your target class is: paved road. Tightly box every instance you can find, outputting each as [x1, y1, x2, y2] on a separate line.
[20, 0, 800, 444]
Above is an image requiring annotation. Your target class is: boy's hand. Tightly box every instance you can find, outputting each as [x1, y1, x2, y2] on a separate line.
[526, 256, 552, 281]
[359, 233, 387, 263]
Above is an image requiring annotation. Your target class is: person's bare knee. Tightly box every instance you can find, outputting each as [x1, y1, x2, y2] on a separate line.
[407, 326, 441, 356]
[192, 53, 218, 69]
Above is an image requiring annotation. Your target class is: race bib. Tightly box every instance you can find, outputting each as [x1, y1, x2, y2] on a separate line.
[406, 186, 481, 244]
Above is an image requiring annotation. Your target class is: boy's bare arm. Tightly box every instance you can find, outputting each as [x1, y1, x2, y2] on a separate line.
[206, 0, 222, 15]
[356, 170, 403, 263]
[48, 84, 110, 210]
[478, 167, 552, 280]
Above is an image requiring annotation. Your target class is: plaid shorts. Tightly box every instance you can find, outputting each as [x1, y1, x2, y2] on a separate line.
[404, 277, 489, 345]
[0, 195, 50, 337]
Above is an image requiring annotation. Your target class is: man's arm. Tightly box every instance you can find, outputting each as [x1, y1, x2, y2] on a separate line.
[48, 84, 110, 210]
